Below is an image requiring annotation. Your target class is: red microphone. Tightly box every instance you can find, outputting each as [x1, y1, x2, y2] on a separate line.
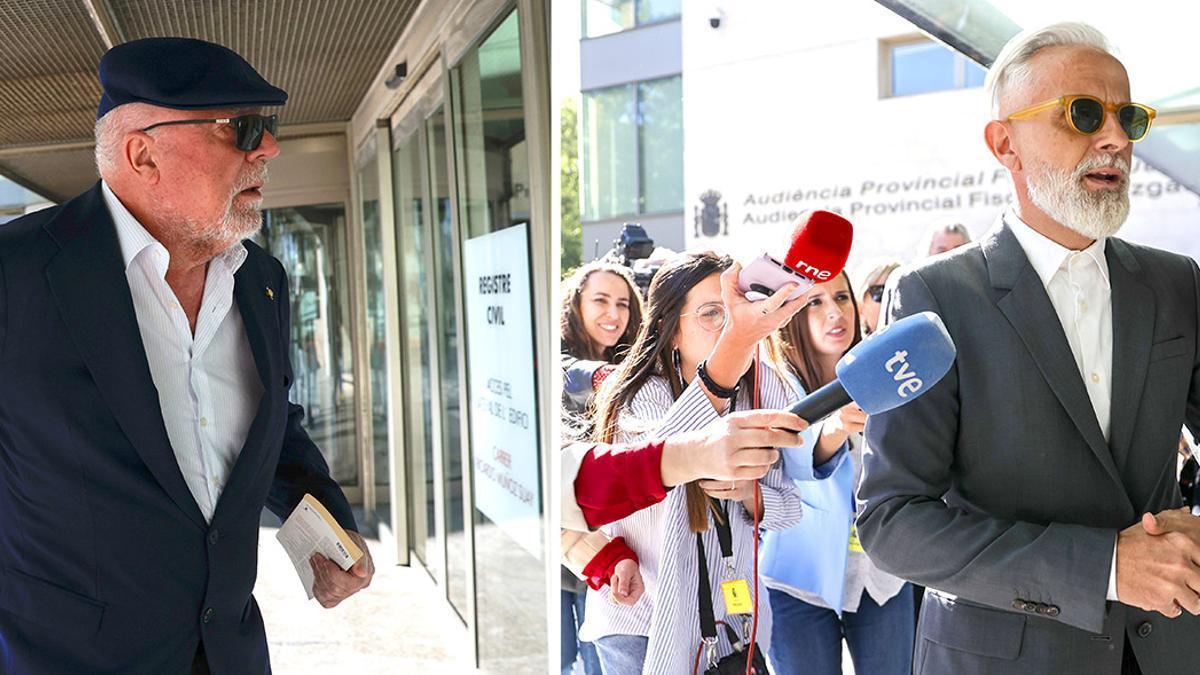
[737, 210, 854, 301]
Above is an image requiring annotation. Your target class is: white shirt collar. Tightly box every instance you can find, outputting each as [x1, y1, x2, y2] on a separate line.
[1005, 209, 1110, 289]
[101, 180, 249, 276]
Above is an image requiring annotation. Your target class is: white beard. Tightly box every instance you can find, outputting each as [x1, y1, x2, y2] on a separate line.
[1026, 154, 1130, 240]
[155, 165, 268, 256]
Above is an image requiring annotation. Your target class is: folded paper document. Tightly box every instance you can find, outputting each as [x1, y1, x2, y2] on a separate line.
[276, 493, 364, 599]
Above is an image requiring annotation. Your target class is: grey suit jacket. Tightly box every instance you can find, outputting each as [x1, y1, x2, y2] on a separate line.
[858, 217, 1200, 674]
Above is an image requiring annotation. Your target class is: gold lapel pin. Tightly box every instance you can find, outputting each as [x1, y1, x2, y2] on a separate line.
[266, 287, 275, 300]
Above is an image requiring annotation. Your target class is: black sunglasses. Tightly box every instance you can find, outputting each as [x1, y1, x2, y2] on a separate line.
[866, 284, 885, 302]
[140, 113, 279, 151]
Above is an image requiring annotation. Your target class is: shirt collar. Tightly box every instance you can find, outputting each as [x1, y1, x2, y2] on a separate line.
[101, 180, 249, 276]
[1005, 209, 1110, 289]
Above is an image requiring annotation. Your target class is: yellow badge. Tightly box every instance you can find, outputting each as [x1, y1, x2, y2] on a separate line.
[848, 523, 865, 554]
[721, 579, 754, 615]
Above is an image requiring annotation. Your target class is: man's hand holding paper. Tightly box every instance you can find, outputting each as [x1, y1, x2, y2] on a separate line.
[310, 530, 375, 609]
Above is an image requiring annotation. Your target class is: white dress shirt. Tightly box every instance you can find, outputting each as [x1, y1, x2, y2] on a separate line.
[102, 181, 263, 522]
[1007, 211, 1120, 601]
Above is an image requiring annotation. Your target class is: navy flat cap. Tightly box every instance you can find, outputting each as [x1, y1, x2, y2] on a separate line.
[97, 37, 287, 119]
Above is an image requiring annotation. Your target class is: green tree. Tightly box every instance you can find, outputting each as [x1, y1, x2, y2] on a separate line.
[560, 97, 582, 277]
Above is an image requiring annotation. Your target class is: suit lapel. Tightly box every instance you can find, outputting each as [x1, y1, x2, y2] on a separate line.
[43, 184, 207, 530]
[984, 220, 1128, 497]
[1106, 239, 1155, 476]
[211, 256, 283, 525]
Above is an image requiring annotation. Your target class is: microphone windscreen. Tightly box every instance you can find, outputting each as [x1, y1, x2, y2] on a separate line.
[783, 210, 854, 282]
[834, 312, 955, 415]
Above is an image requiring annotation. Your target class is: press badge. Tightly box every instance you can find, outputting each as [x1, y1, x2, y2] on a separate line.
[848, 524, 865, 554]
[721, 579, 754, 614]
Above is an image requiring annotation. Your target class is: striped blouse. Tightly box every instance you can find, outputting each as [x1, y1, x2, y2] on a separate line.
[579, 367, 803, 673]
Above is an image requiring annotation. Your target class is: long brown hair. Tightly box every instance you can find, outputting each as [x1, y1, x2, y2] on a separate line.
[592, 251, 750, 532]
[560, 261, 644, 362]
[779, 270, 863, 392]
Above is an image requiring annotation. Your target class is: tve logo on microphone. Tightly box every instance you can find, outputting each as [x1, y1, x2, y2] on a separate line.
[885, 351, 923, 397]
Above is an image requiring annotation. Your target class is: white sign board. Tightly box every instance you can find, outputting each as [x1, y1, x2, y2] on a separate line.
[463, 223, 542, 559]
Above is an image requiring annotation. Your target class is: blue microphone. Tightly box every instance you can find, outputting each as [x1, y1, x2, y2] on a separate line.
[788, 312, 956, 423]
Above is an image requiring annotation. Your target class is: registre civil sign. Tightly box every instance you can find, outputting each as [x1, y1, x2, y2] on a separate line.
[462, 223, 541, 559]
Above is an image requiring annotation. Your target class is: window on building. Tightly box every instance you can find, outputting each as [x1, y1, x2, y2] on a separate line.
[582, 0, 681, 39]
[885, 38, 987, 97]
[581, 74, 682, 221]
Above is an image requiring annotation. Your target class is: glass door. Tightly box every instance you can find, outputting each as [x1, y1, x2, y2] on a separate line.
[394, 133, 437, 572]
[427, 103, 470, 621]
[259, 204, 361, 495]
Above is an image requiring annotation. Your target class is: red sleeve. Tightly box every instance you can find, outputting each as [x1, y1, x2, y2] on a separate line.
[581, 537, 638, 590]
[574, 440, 669, 528]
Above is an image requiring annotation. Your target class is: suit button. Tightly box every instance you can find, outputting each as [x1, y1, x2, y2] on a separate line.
[208, 529, 219, 546]
[202, 607, 214, 624]
[1012, 599, 1026, 610]
[1137, 622, 1152, 638]
[1035, 604, 1050, 615]
[1046, 606, 1060, 617]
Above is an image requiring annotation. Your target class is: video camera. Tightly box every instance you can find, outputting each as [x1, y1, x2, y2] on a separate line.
[607, 223, 659, 296]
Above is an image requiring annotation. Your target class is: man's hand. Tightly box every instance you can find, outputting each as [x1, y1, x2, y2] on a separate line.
[660, 410, 806, 487]
[610, 558, 644, 606]
[1115, 510, 1200, 617]
[310, 530, 374, 609]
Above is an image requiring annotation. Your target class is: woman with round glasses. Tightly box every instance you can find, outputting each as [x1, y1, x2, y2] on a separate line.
[559, 261, 644, 675]
[855, 260, 901, 336]
[761, 271, 914, 675]
[579, 251, 835, 674]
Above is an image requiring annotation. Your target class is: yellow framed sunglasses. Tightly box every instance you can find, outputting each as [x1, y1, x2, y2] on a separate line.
[1006, 95, 1157, 142]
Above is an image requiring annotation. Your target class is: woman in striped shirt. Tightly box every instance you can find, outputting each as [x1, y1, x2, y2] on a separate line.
[581, 251, 828, 674]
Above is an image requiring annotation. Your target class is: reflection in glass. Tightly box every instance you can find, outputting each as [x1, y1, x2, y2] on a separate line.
[428, 105, 469, 621]
[260, 204, 358, 486]
[583, 0, 634, 38]
[891, 40, 986, 97]
[394, 135, 436, 571]
[639, 75, 683, 213]
[454, 9, 547, 671]
[358, 155, 392, 508]
[581, 83, 637, 220]
[638, 0, 681, 24]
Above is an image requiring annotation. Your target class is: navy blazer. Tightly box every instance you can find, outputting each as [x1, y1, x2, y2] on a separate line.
[0, 183, 357, 674]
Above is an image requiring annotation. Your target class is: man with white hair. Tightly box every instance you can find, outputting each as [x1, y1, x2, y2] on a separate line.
[0, 38, 372, 673]
[858, 22, 1200, 674]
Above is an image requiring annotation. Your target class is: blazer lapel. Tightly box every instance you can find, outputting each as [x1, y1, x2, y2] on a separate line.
[211, 256, 283, 524]
[984, 221, 1128, 496]
[1106, 239, 1155, 476]
[42, 184, 207, 530]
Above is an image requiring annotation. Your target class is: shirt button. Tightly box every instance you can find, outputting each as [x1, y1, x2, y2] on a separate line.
[1091, 373, 1100, 384]
[200, 417, 209, 428]
[1080, 301, 1089, 312]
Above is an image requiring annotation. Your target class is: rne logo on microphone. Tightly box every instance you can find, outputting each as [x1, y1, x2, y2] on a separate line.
[787, 258, 833, 280]
[885, 350, 923, 397]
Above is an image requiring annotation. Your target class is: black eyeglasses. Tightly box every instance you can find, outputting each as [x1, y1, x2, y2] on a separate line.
[866, 284, 885, 302]
[140, 113, 279, 151]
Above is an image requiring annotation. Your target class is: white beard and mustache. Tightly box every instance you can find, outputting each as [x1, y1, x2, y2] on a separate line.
[1026, 153, 1131, 240]
[155, 164, 269, 257]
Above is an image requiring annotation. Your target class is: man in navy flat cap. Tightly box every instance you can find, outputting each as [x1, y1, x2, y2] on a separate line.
[0, 37, 373, 674]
